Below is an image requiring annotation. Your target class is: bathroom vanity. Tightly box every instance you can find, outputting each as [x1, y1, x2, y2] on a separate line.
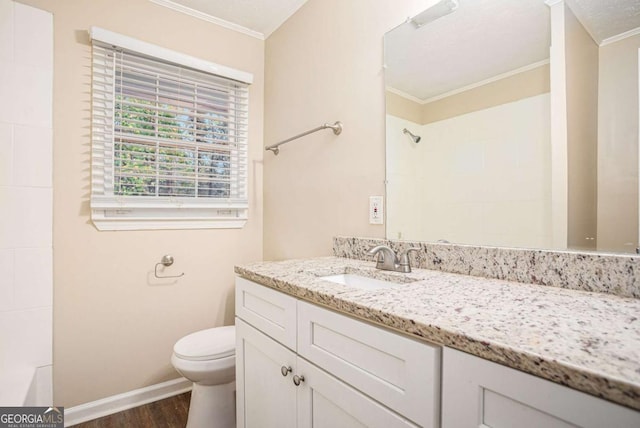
[235, 253, 640, 428]
[236, 276, 439, 427]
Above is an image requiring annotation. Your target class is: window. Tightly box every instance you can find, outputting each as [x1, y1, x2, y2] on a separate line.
[90, 28, 252, 230]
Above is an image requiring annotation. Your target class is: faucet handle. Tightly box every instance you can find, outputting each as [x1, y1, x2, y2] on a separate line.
[399, 247, 420, 258]
[398, 247, 421, 272]
[367, 245, 398, 271]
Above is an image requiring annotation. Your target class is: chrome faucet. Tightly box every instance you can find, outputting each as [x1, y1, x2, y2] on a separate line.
[367, 245, 420, 273]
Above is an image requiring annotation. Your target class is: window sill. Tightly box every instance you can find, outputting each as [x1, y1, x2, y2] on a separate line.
[91, 206, 248, 231]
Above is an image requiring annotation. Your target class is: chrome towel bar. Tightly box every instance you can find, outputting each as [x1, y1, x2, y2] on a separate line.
[265, 121, 343, 155]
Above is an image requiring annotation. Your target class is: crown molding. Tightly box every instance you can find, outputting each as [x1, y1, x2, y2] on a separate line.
[388, 59, 550, 105]
[601, 25, 640, 47]
[385, 86, 424, 104]
[150, 0, 265, 40]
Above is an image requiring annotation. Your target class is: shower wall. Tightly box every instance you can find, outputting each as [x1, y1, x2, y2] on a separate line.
[386, 93, 552, 248]
[0, 0, 53, 405]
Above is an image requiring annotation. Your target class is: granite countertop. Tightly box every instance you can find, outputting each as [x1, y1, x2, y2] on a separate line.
[235, 256, 640, 411]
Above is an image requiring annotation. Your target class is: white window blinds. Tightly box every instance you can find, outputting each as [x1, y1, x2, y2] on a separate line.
[90, 29, 251, 230]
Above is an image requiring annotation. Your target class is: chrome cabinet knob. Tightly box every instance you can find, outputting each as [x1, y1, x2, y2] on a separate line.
[281, 366, 292, 377]
[293, 374, 305, 386]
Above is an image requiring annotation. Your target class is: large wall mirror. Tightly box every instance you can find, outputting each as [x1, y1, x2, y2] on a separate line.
[384, 0, 640, 254]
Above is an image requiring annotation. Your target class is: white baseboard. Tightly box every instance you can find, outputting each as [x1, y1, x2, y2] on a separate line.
[64, 377, 192, 427]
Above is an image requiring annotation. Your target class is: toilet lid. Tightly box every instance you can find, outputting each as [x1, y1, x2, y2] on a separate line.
[173, 325, 236, 361]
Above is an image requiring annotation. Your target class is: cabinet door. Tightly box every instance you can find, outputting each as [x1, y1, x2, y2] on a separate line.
[236, 318, 297, 428]
[442, 347, 640, 428]
[296, 358, 419, 428]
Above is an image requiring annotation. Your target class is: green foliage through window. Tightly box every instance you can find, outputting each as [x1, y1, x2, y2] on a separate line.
[112, 66, 241, 199]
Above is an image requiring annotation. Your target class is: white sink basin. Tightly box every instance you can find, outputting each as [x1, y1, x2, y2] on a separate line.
[320, 274, 401, 290]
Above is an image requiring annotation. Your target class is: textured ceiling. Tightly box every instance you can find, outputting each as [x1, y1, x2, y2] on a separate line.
[157, 0, 640, 44]
[160, 0, 308, 38]
[385, 0, 551, 101]
[385, 0, 640, 102]
[154, 0, 640, 99]
[570, 0, 640, 42]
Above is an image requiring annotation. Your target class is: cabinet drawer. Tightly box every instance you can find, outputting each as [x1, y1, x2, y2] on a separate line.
[297, 301, 440, 428]
[235, 277, 297, 350]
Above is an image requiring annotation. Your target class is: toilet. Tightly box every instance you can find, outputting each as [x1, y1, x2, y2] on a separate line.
[171, 325, 236, 428]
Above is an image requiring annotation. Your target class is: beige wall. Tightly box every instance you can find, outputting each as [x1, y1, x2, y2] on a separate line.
[17, 0, 264, 407]
[598, 33, 640, 253]
[421, 64, 550, 124]
[385, 90, 421, 124]
[387, 64, 550, 126]
[564, 4, 598, 250]
[263, 0, 430, 260]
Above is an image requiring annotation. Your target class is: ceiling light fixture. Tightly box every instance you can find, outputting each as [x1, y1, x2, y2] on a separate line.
[410, 0, 459, 28]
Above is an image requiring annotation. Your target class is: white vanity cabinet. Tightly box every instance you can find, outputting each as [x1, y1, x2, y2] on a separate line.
[235, 277, 441, 428]
[442, 347, 640, 428]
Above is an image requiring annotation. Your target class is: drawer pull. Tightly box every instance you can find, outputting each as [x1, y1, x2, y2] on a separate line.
[293, 374, 305, 386]
[280, 366, 292, 377]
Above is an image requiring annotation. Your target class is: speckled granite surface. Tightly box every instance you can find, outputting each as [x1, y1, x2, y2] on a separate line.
[333, 236, 640, 299]
[235, 257, 640, 411]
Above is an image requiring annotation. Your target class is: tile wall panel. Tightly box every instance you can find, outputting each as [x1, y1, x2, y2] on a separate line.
[0, 0, 53, 397]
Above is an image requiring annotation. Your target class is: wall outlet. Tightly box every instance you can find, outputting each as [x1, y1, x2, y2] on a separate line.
[369, 196, 384, 225]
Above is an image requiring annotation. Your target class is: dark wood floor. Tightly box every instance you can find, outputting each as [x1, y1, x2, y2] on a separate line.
[70, 392, 190, 428]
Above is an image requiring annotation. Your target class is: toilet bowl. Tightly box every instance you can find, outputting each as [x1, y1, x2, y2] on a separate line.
[171, 325, 236, 428]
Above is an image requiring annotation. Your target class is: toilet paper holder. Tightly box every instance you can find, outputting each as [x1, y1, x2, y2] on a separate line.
[155, 255, 185, 279]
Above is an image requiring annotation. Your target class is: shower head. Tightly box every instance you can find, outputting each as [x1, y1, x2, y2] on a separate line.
[403, 128, 421, 143]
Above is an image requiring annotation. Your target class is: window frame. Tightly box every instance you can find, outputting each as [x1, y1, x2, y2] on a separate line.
[89, 27, 253, 231]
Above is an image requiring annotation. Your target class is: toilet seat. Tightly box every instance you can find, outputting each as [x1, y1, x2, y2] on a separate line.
[173, 325, 235, 361]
